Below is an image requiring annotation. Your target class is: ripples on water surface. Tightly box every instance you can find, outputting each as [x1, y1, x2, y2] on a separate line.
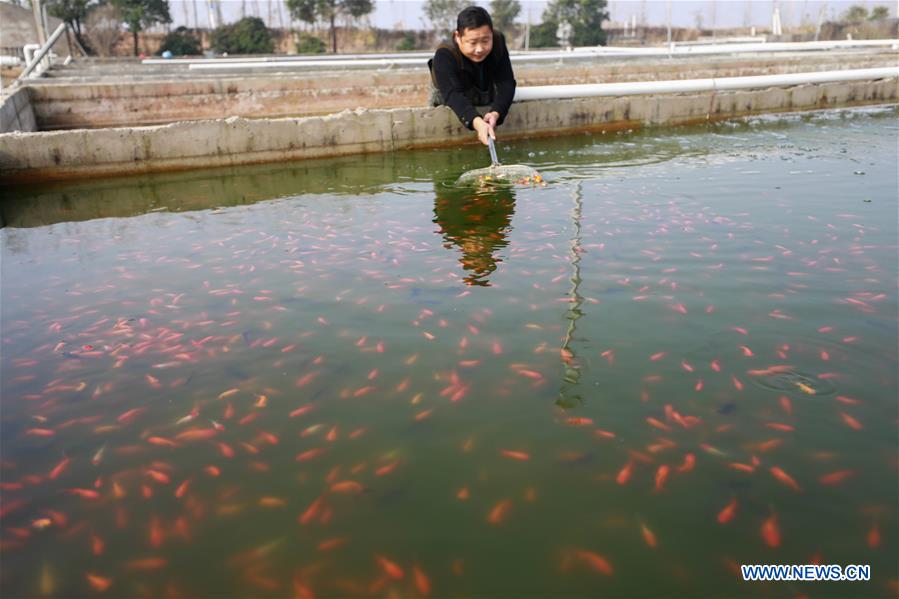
[1, 106, 897, 598]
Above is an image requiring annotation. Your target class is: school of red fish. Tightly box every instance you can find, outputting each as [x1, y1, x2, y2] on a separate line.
[1, 111, 897, 597]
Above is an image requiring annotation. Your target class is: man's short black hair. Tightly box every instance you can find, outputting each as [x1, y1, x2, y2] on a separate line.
[456, 6, 493, 33]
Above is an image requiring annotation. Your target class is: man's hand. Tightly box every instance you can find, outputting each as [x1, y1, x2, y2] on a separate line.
[482, 111, 500, 130]
[473, 117, 495, 146]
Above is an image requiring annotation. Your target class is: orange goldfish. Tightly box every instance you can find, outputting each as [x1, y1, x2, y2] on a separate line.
[575, 550, 614, 575]
[761, 515, 781, 548]
[500, 450, 530, 461]
[717, 498, 737, 524]
[375, 555, 404, 580]
[654, 465, 669, 492]
[487, 500, 512, 524]
[85, 573, 113, 592]
[616, 461, 634, 485]
[770, 466, 801, 492]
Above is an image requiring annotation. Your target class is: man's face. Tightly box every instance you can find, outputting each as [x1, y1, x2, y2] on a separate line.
[454, 25, 493, 63]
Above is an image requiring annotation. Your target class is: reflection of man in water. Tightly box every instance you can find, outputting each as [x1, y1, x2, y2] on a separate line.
[433, 185, 516, 287]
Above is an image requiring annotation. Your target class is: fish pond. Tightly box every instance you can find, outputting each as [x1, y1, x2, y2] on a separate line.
[1, 106, 897, 598]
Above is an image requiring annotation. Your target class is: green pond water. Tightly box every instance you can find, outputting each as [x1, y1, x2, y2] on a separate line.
[1, 106, 897, 598]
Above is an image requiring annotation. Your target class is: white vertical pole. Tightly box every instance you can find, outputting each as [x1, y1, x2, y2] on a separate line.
[525, 3, 530, 51]
[666, 0, 672, 51]
[32, 0, 48, 45]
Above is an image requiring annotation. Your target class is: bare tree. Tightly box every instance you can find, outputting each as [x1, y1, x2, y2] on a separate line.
[84, 3, 124, 56]
[424, 0, 464, 37]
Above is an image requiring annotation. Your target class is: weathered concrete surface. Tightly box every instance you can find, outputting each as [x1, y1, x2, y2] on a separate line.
[27, 50, 897, 130]
[0, 3, 68, 57]
[0, 88, 37, 133]
[1, 78, 896, 184]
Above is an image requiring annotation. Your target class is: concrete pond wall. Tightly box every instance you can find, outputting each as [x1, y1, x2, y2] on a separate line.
[1, 77, 897, 185]
[0, 88, 37, 134]
[17, 51, 895, 130]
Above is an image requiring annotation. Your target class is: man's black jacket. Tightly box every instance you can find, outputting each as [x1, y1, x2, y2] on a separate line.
[429, 32, 516, 131]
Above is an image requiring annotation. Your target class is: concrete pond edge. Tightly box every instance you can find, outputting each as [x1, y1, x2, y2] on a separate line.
[1, 78, 897, 185]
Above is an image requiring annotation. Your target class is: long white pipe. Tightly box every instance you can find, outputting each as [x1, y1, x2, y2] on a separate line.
[173, 39, 898, 71]
[143, 51, 434, 65]
[577, 39, 899, 56]
[15, 22, 66, 82]
[514, 67, 899, 101]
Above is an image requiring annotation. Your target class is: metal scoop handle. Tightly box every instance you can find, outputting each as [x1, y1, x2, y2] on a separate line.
[488, 137, 500, 166]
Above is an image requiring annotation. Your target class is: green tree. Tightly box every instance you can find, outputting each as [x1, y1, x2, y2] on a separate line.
[158, 26, 201, 55]
[296, 32, 326, 53]
[842, 5, 868, 22]
[111, 0, 172, 56]
[286, 0, 374, 54]
[396, 31, 417, 51]
[47, 0, 94, 40]
[540, 0, 608, 47]
[869, 6, 890, 20]
[490, 0, 520, 33]
[211, 16, 274, 54]
[424, 0, 464, 37]
[529, 20, 558, 47]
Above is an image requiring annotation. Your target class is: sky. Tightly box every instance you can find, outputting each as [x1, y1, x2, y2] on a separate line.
[167, 0, 898, 31]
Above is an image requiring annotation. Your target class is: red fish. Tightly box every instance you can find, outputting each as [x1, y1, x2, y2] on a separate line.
[717, 498, 737, 524]
[413, 565, 431, 596]
[761, 515, 781, 547]
[575, 550, 614, 575]
[330, 481, 363, 494]
[125, 558, 167, 570]
[376, 555, 404, 580]
[676, 453, 695, 473]
[25, 428, 55, 437]
[298, 496, 325, 525]
[616, 461, 634, 485]
[766, 422, 794, 432]
[145, 470, 170, 484]
[770, 466, 801, 492]
[48, 457, 70, 480]
[654, 465, 669, 492]
[867, 523, 880, 548]
[818, 470, 854, 485]
[487, 499, 512, 524]
[640, 521, 657, 548]
[66, 488, 100, 500]
[174, 428, 216, 442]
[296, 448, 326, 462]
[174, 479, 191, 499]
[117, 408, 146, 423]
[839, 412, 863, 430]
[779, 396, 793, 416]
[147, 436, 178, 447]
[500, 450, 530, 461]
[375, 462, 398, 476]
[85, 573, 113, 592]
[646, 417, 671, 432]
[316, 537, 346, 552]
[289, 405, 314, 418]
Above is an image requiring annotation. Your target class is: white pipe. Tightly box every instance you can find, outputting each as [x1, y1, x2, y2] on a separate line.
[15, 23, 66, 82]
[144, 51, 435, 65]
[23, 44, 41, 67]
[182, 39, 899, 72]
[513, 67, 899, 102]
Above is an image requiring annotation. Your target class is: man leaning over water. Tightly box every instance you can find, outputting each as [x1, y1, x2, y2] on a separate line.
[428, 6, 517, 147]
